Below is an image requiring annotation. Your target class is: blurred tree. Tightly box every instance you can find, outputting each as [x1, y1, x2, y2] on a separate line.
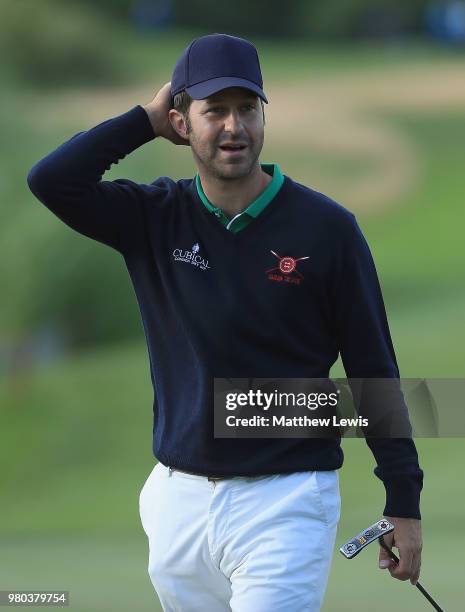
[10, 0, 436, 43]
[173, 0, 297, 37]
[172, 0, 432, 39]
[23, 233, 144, 350]
[294, 0, 432, 39]
[0, 0, 127, 88]
[70, 0, 134, 19]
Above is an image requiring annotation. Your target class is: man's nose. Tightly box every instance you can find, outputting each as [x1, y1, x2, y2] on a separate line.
[223, 110, 243, 133]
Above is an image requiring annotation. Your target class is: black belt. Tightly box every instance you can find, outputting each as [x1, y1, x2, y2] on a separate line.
[169, 467, 229, 481]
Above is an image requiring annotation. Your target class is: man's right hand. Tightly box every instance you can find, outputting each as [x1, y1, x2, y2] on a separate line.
[142, 82, 190, 146]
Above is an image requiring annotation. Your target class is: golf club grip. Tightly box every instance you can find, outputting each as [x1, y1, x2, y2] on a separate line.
[379, 537, 444, 612]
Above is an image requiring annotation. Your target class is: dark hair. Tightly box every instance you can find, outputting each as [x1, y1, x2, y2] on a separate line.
[172, 90, 265, 133]
[173, 90, 193, 133]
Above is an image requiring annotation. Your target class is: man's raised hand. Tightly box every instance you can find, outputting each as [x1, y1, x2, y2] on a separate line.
[142, 82, 190, 146]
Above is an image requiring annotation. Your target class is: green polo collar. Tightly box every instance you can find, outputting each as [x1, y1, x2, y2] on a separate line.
[195, 163, 284, 232]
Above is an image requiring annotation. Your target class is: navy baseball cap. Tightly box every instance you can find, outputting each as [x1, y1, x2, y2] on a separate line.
[171, 33, 268, 104]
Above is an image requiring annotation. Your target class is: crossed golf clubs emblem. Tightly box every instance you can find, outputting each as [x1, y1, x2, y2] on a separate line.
[266, 250, 310, 278]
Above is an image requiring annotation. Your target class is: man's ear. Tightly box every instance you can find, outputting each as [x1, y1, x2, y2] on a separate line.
[169, 109, 190, 142]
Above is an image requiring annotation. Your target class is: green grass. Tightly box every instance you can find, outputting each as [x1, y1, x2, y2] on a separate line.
[364, 112, 465, 289]
[0, 535, 159, 612]
[1, 530, 461, 612]
[1, 343, 464, 611]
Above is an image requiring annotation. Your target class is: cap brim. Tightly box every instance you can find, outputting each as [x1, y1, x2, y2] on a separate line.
[185, 76, 268, 103]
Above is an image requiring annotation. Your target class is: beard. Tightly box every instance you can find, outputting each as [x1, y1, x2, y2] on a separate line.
[189, 129, 264, 181]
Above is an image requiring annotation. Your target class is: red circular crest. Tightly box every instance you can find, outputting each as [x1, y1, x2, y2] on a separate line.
[279, 256, 296, 274]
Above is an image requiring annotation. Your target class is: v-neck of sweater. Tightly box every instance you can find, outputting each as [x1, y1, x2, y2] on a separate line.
[194, 163, 285, 233]
[191, 170, 290, 241]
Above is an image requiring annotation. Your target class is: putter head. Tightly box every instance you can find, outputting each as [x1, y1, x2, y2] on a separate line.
[339, 519, 395, 559]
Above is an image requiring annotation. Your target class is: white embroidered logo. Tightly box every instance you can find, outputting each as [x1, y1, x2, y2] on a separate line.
[173, 243, 211, 271]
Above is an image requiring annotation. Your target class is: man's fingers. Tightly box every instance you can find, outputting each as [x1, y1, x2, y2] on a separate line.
[378, 534, 395, 569]
[382, 532, 394, 548]
[410, 551, 421, 585]
[389, 545, 414, 581]
[378, 546, 394, 569]
[381, 517, 422, 583]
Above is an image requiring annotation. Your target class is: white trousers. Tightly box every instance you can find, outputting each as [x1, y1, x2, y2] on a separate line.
[139, 462, 340, 612]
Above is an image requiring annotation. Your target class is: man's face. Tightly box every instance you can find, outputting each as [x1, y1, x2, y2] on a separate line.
[186, 87, 265, 180]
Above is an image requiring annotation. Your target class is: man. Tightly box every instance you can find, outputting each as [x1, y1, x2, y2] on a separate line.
[27, 33, 423, 611]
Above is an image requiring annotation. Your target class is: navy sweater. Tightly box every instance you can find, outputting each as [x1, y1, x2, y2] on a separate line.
[27, 105, 423, 518]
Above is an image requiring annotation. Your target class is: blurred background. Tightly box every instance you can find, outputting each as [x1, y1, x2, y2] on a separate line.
[1, 0, 464, 610]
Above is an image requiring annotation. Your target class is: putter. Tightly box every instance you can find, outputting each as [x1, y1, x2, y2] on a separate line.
[340, 519, 444, 612]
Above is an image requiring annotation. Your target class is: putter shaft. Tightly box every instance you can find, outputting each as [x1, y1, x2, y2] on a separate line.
[379, 537, 444, 612]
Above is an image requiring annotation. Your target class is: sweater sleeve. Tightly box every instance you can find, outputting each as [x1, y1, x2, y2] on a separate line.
[26, 105, 161, 253]
[332, 213, 423, 519]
